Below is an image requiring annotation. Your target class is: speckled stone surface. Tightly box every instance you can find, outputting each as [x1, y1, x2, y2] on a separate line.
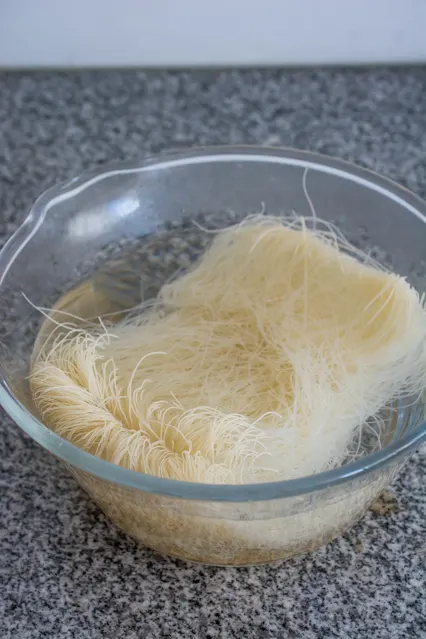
[0, 69, 426, 639]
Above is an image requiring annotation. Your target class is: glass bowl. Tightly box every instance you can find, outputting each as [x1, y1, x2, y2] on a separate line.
[1, 146, 426, 566]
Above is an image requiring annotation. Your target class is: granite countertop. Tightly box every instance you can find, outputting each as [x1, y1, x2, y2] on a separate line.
[1, 68, 425, 639]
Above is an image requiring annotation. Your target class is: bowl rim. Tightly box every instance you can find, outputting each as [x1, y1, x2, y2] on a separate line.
[1, 145, 426, 502]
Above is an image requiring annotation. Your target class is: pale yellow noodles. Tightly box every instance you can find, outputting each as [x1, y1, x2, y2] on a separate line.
[30, 216, 426, 484]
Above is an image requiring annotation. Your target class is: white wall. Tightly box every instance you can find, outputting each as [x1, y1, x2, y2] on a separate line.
[1, 0, 425, 67]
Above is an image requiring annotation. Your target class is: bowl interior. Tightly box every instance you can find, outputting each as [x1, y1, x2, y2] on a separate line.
[1, 147, 426, 498]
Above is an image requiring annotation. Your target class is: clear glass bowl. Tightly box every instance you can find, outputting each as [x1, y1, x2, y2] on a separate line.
[1, 146, 426, 566]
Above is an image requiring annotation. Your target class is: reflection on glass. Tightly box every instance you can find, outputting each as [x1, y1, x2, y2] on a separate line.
[69, 194, 140, 238]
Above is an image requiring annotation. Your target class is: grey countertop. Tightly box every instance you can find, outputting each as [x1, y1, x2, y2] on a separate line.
[0, 68, 425, 639]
